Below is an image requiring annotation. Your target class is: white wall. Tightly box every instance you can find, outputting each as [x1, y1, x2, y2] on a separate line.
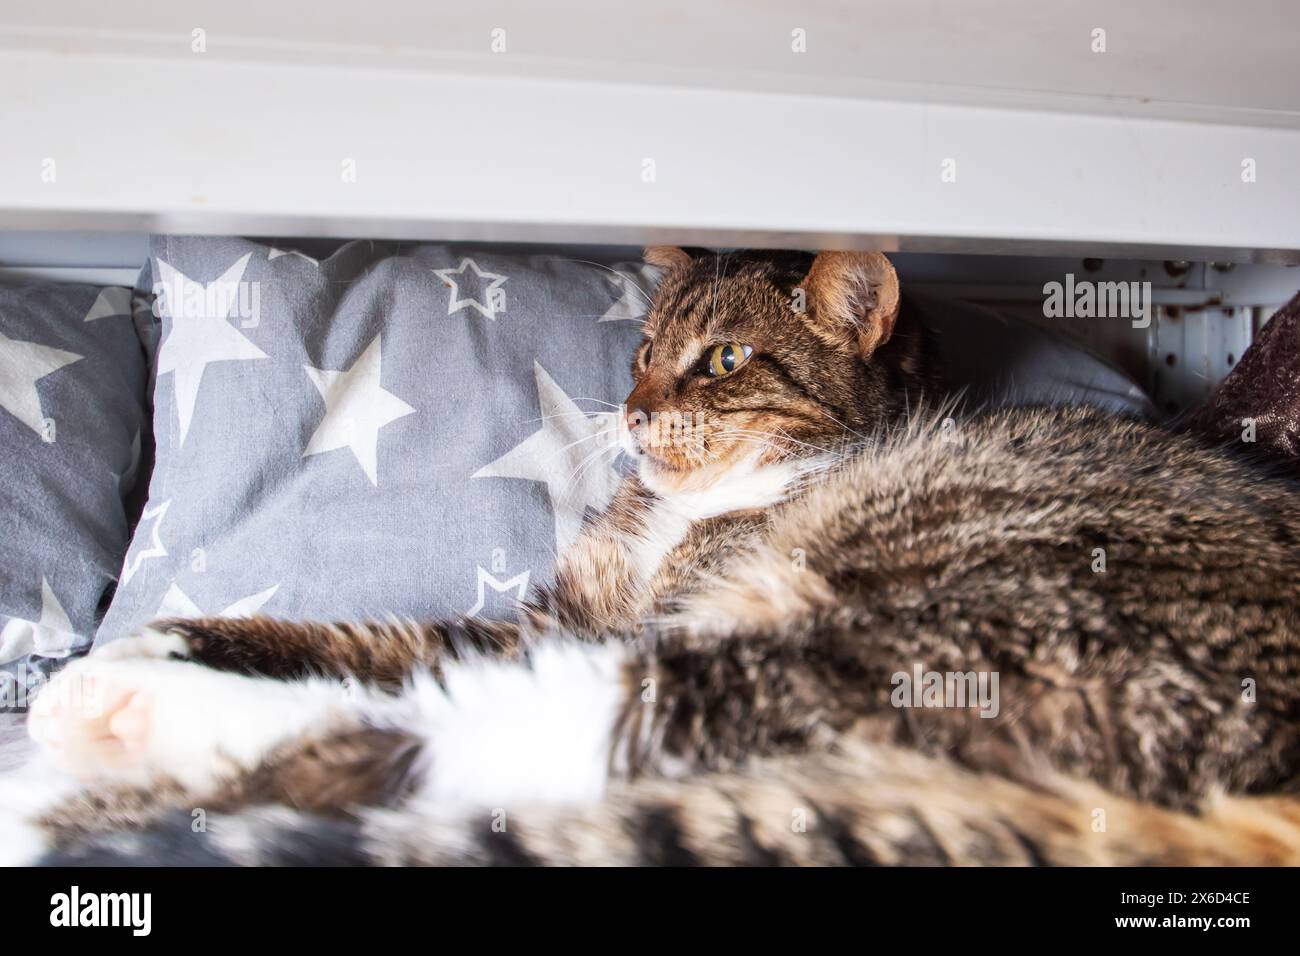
[2, 1, 1298, 259]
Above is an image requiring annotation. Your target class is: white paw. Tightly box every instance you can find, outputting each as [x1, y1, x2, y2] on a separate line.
[28, 657, 172, 782]
[29, 641, 364, 792]
[26, 629, 191, 780]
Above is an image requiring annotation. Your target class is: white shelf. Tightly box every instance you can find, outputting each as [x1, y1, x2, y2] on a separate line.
[2, 1, 1298, 260]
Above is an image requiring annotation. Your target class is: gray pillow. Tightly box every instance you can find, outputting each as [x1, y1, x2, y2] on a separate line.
[95, 238, 651, 643]
[0, 283, 148, 710]
[904, 291, 1154, 418]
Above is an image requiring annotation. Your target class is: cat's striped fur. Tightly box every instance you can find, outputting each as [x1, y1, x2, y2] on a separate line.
[7, 250, 1300, 866]
[39, 740, 1300, 867]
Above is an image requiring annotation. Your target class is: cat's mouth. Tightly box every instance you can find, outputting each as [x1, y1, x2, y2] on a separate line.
[636, 447, 748, 496]
[622, 418, 794, 496]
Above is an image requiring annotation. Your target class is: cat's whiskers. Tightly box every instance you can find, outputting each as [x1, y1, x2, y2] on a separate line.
[524, 409, 620, 426]
[565, 398, 624, 409]
[573, 442, 624, 496]
[560, 437, 623, 499]
[541, 258, 656, 306]
[710, 426, 832, 457]
[807, 407, 868, 442]
[557, 427, 620, 456]
[557, 448, 610, 501]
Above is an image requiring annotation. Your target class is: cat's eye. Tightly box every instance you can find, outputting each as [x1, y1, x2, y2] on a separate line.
[705, 343, 753, 377]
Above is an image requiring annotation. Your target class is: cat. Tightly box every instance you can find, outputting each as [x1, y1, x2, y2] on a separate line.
[5, 248, 1300, 866]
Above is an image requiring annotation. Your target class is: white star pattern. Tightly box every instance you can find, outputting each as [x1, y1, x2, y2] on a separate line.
[83, 287, 133, 322]
[120, 499, 171, 587]
[599, 264, 659, 322]
[465, 567, 531, 618]
[156, 582, 280, 620]
[155, 255, 268, 445]
[0, 330, 82, 436]
[473, 362, 622, 552]
[433, 258, 508, 320]
[0, 578, 78, 666]
[303, 334, 416, 486]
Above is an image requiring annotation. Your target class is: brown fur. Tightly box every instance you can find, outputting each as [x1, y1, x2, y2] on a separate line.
[31, 250, 1300, 865]
[168, 615, 521, 686]
[47, 743, 1300, 866]
[370, 742, 1300, 866]
[623, 249, 931, 493]
[610, 406, 1300, 806]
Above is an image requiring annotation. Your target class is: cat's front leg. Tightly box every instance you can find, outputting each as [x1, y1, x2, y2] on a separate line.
[26, 630, 371, 793]
[151, 615, 523, 686]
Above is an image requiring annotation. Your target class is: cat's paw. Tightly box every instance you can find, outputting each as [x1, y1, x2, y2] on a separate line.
[28, 660, 166, 781]
[28, 631, 206, 784]
[29, 635, 363, 792]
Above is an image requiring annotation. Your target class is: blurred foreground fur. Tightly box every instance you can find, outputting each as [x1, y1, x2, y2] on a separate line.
[45, 740, 1300, 866]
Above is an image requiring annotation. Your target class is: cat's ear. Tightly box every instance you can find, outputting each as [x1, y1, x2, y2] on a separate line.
[801, 251, 901, 359]
[643, 246, 693, 272]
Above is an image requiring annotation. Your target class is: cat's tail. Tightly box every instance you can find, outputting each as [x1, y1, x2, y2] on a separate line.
[38, 742, 1300, 866]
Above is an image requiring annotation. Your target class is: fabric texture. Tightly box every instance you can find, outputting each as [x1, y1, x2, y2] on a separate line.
[907, 291, 1154, 418]
[0, 282, 148, 710]
[96, 238, 653, 643]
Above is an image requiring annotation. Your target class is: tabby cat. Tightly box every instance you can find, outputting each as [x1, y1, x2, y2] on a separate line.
[5, 248, 1300, 866]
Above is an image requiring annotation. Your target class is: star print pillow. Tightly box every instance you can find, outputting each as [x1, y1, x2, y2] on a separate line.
[0, 282, 149, 711]
[95, 236, 652, 644]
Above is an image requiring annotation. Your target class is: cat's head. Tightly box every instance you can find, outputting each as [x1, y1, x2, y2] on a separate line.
[623, 248, 910, 496]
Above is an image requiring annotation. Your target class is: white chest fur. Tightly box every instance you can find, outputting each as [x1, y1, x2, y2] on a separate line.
[629, 453, 833, 584]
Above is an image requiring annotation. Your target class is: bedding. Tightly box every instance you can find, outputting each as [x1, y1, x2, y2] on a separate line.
[95, 238, 1152, 648]
[0, 282, 148, 711]
[95, 238, 654, 643]
[906, 291, 1154, 417]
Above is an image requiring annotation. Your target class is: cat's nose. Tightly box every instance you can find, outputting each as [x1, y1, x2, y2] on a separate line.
[625, 406, 649, 432]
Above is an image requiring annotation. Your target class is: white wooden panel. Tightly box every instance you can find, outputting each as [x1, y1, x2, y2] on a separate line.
[1, 1, 1298, 259]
